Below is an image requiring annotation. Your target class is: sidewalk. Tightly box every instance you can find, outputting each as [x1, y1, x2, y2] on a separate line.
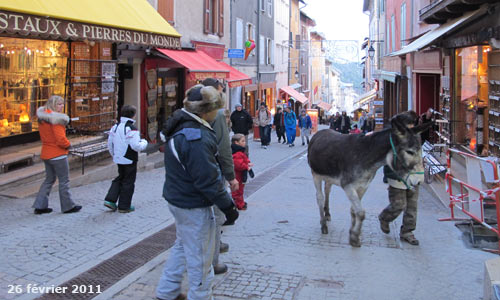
[0, 127, 309, 300]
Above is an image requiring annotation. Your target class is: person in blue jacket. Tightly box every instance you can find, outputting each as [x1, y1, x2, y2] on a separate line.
[298, 109, 312, 146]
[284, 105, 297, 147]
[156, 84, 239, 300]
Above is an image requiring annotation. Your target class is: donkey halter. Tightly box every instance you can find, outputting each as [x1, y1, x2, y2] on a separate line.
[389, 134, 424, 190]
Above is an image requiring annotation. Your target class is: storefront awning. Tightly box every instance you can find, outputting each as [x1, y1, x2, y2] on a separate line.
[317, 101, 332, 111]
[156, 49, 229, 80]
[217, 62, 252, 88]
[356, 90, 377, 106]
[0, 0, 181, 48]
[389, 5, 487, 57]
[280, 86, 308, 104]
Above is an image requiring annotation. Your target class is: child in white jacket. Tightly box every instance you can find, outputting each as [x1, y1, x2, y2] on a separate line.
[104, 105, 147, 213]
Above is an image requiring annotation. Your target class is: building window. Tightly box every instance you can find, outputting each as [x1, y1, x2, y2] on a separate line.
[401, 3, 406, 48]
[236, 18, 243, 48]
[267, 0, 273, 17]
[391, 14, 395, 52]
[266, 38, 274, 65]
[386, 22, 390, 53]
[260, 0, 266, 12]
[380, 0, 385, 13]
[259, 35, 265, 65]
[204, 0, 224, 36]
[289, 31, 293, 48]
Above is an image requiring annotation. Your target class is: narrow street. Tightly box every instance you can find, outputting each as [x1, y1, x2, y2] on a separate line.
[1, 128, 492, 300]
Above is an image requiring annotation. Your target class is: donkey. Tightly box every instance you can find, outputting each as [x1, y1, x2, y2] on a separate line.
[307, 113, 431, 247]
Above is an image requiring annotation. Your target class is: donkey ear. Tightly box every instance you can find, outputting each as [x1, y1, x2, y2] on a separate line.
[390, 116, 409, 137]
[411, 121, 434, 135]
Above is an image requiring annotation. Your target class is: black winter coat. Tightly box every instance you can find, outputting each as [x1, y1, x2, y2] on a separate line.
[161, 109, 233, 210]
[230, 109, 253, 135]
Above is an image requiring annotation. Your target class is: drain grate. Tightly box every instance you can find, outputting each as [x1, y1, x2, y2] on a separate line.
[35, 149, 306, 299]
[36, 224, 176, 300]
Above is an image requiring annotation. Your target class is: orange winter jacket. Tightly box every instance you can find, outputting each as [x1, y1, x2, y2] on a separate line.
[36, 107, 71, 160]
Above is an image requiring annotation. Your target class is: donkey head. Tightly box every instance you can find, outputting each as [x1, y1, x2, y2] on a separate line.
[387, 113, 433, 187]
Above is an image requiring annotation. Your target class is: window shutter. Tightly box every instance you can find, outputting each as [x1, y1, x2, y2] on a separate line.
[158, 0, 174, 23]
[203, 0, 210, 33]
[218, 0, 224, 37]
[259, 35, 265, 65]
[252, 26, 256, 55]
[236, 19, 243, 48]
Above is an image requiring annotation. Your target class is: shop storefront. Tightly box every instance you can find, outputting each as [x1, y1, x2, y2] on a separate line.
[0, 1, 181, 147]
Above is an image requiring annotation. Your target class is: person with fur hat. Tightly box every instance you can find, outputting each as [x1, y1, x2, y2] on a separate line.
[32, 95, 82, 214]
[156, 84, 239, 300]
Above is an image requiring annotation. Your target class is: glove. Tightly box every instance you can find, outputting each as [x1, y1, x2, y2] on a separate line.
[248, 169, 254, 178]
[222, 203, 239, 226]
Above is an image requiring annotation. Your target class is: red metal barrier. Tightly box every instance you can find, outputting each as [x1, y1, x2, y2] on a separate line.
[440, 148, 500, 254]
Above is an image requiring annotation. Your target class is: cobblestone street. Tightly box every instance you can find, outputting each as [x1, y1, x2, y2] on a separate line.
[0, 128, 496, 300]
[107, 144, 494, 300]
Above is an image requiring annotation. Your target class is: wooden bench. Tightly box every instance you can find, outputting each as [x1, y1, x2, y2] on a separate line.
[69, 141, 109, 174]
[0, 153, 34, 174]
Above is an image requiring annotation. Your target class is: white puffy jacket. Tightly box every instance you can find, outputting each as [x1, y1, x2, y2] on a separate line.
[108, 117, 148, 165]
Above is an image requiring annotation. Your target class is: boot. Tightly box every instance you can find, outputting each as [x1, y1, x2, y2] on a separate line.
[220, 242, 229, 253]
[214, 263, 228, 274]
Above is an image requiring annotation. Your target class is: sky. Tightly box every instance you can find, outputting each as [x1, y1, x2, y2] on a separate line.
[301, 0, 369, 62]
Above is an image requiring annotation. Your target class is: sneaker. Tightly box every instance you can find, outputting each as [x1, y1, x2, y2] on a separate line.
[118, 206, 135, 213]
[289, 144, 293, 147]
[34, 208, 53, 215]
[291, 144, 295, 147]
[400, 233, 419, 245]
[378, 216, 390, 234]
[263, 146, 267, 149]
[158, 294, 186, 300]
[214, 263, 228, 275]
[104, 201, 117, 211]
[220, 242, 229, 253]
[63, 205, 82, 214]
[282, 141, 286, 144]
[302, 142, 305, 146]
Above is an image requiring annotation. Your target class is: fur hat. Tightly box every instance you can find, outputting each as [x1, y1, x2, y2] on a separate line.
[183, 84, 225, 115]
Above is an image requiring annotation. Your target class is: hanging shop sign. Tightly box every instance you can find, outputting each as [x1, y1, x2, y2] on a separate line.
[0, 10, 181, 49]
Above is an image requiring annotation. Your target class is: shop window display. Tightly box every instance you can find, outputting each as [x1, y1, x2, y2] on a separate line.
[454, 46, 490, 153]
[0, 38, 68, 138]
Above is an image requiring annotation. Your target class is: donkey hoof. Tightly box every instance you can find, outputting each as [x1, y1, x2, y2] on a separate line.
[349, 237, 361, 247]
[321, 225, 328, 234]
[325, 214, 331, 222]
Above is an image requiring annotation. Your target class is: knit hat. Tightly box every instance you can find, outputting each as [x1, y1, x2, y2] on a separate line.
[235, 103, 242, 108]
[183, 84, 225, 115]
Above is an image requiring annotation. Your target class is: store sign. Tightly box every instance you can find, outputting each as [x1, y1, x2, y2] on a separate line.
[228, 79, 252, 88]
[373, 101, 384, 105]
[0, 10, 181, 49]
[228, 49, 244, 58]
[189, 72, 228, 80]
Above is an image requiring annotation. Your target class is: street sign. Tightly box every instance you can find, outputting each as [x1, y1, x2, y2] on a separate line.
[228, 49, 244, 58]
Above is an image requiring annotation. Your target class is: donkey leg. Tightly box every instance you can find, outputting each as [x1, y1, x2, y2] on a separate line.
[344, 186, 365, 247]
[324, 182, 333, 222]
[313, 175, 328, 234]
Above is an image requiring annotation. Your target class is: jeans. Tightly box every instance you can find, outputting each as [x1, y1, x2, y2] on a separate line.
[300, 128, 311, 144]
[259, 125, 271, 146]
[156, 204, 216, 300]
[33, 158, 75, 212]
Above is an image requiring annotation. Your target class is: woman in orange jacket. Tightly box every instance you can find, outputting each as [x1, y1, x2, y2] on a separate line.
[32, 95, 81, 214]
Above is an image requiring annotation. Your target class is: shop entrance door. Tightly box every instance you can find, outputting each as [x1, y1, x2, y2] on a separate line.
[416, 74, 439, 115]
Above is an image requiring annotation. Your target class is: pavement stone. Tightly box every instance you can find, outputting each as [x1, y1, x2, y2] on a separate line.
[107, 135, 495, 300]
[0, 128, 308, 300]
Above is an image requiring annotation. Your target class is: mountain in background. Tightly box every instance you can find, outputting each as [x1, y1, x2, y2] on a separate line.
[331, 61, 363, 94]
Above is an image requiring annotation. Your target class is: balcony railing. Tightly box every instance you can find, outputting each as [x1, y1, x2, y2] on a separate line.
[419, 0, 443, 17]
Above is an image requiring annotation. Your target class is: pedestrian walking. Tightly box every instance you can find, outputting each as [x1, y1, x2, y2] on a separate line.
[358, 111, 368, 133]
[231, 134, 253, 210]
[364, 113, 375, 133]
[32, 95, 82, 215]
[273, 106, 287, 144]
[298, 109, 312, 146]
[230, 103, 253, 156]
[202, 78, 239, 275]
[256, 102, 272, 149]
[336, 111, 351, 134]
[156, 84, 239, 300]
[284, 105, 297, 147]
[379, 111, 423, 246]
[104, 105, 147, 213]
[329, 112, 340, 131]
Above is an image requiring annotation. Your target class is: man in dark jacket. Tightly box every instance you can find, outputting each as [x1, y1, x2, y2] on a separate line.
[273, 106, 286, 144]
[230, 103, 253, 155]
[336, 111, 351, 134]
[156, 84, 239, 300]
